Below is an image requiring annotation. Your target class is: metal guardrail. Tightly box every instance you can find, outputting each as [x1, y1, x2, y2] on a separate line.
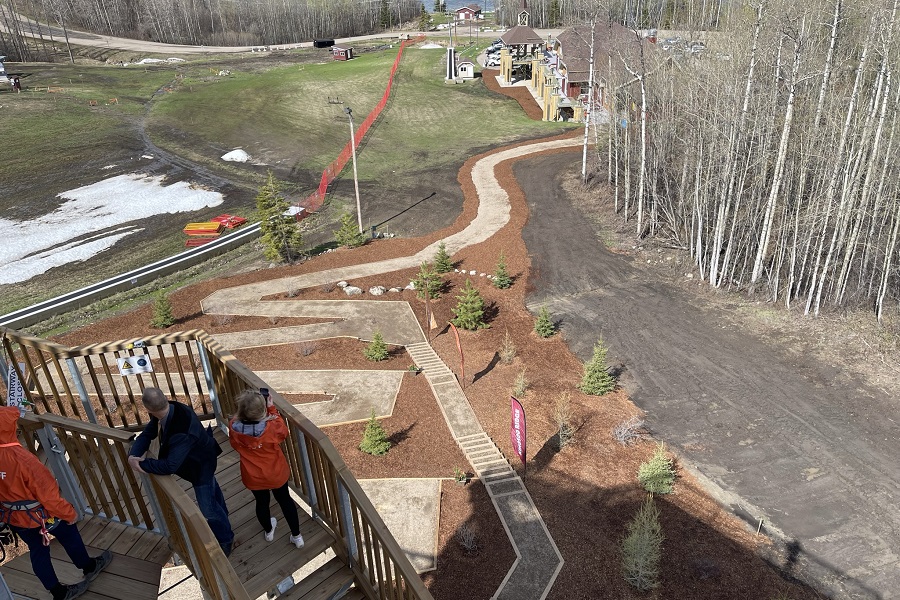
[0, 224, 260, 330]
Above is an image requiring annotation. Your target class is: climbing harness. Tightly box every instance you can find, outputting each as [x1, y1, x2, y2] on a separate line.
[0, 498, 60, 546]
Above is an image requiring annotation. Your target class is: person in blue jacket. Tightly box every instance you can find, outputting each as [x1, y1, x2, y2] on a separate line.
[127, 387, 234, 556]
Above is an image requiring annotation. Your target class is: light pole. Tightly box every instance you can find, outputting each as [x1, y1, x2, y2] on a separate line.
[345, 106, 363, 234]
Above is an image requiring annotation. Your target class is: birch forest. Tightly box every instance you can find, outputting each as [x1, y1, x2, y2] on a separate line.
[0, 0, 422, 55]
[600, 0, 900, 321]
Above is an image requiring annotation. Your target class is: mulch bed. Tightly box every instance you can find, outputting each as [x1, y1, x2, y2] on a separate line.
[46, 129, 818, 598]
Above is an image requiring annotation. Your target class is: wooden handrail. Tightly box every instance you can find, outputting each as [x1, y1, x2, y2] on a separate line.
[0, 326, 434, 600]
[149, 475, 250, 600]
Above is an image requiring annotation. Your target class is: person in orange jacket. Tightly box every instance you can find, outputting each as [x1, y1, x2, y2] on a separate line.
[0, 406, 111, 600]
[228, 389, 304, 548]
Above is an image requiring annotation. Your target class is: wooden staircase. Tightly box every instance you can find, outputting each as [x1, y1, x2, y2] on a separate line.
[0, 327, 433, 600]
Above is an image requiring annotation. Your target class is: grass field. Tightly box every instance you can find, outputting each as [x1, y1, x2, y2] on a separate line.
[0, 41, 568, 319]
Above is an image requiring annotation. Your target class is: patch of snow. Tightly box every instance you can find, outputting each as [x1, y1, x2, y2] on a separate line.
[101, 165, 116, 170]
[167, 58, 185, 63]
[0, 173, 223, 285]
[420, 43, 443, 49]
[141, 155, 154, 159]
[137, 58, 165, 64]
[221, 149, 251, 162]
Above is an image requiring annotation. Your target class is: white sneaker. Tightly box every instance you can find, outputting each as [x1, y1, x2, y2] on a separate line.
[290, 533, 304, 548]
[265, 517, 277, 542]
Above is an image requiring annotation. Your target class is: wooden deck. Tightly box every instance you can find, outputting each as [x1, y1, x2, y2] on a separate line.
[178, 428, 351, 599]
[1, 516, 169, 600]
[1, 429, 351, 600]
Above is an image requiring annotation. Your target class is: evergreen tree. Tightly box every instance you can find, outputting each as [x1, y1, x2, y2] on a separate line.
[256, 171, 303, 262]
[359, 410, 391, 455]
[451, 279, 488, 330]
[364, 330, 389, 361]
[433, 0, 445, 12]
[638, 443, 676, 494]
[579, 338, 615, 395]
[379, 0, 391, 29]
[548, 0, 561, 26]
[433, 241, 453, 273]
[534, 305, 556, 338]
[150, 292, 175, 329]
[413, 261, 443, 299]
[419, 4, 431, 30]
[334, 212, 366, 248]
[493, 251, 512, 289]
[621, 498, 663, 591]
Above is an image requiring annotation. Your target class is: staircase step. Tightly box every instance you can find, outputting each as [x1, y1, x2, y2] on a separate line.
[479, 466, 514, 478]
[483, 471, 518, 483]
[472, 458, 508, 470]
[459, 436, 491, 448]
[278, 556, 354, 599]
[467, 448, 500, 460]
[241, 521, 334, 599]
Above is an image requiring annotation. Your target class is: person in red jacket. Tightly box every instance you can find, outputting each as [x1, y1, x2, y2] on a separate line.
[228, 389, 304, 547]
[0, 406, 111, 600]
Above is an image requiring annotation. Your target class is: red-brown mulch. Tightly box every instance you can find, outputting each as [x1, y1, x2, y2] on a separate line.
[231, 337, 411, 372]
[50, 129, 817, 599]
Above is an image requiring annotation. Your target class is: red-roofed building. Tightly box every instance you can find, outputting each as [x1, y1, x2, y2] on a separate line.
[455, 4, 482, 21]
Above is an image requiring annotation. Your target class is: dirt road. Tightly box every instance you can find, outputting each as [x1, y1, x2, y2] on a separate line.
[518, 152, 900, 599]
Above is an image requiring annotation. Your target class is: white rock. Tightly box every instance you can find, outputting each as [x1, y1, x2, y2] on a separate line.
[389, 287, 403, 293]
[480, 273, 486, 277]
[344, 286, 363, 296]
[369, 286, 386, 296]
[337, 281, 349, 288]
[687, 273, 694, 279]
[469, 270, 477, 275]
[405, 282, 416, 290]
[221, 149, 250, 162]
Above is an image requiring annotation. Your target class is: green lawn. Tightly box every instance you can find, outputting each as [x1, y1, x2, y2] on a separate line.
[1, 44, 570, 318]
[146, 45, 560, 188]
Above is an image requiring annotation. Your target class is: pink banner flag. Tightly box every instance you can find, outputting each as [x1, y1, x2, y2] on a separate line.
[510, 396, 526, 465]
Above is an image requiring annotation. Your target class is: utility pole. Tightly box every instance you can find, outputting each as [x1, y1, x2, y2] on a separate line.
[345, 107, 363, 233]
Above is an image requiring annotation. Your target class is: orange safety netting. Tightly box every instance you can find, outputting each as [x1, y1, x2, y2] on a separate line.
[299, 35, 425, 216]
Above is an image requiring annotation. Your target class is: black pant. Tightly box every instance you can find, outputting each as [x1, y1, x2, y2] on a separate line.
[11, 521, 91, 591]
[252, 481, 300, 536]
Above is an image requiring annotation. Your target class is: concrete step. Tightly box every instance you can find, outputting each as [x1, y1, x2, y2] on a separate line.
[483, 470, 518, 483]
[472, 457, 508, 470]
[459, 435, 491, 448]
[478, 465, 514, 478]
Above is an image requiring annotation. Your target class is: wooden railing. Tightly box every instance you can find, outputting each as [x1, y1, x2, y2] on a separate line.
[149, 475, 250, 600]
[0, 327, 433, 600]
[1, 329, 216, 430]
[16, 412, 159, 531]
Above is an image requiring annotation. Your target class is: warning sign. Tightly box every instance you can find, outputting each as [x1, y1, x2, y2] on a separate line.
[117, 355, 153, 376]
[6, 364, 26, 408]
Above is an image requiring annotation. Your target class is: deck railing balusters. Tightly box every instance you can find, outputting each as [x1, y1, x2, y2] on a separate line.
[65, 357, 97, 423]
[1, 327, 434, 600]
[36, 422, 88, 516]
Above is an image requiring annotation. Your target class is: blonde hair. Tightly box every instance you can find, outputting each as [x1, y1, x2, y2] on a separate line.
[235, 390, 266, 422]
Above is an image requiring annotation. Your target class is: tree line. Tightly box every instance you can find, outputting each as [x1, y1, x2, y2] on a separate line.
[0, 0, 423, 58]
[597, 0, 900, 321]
